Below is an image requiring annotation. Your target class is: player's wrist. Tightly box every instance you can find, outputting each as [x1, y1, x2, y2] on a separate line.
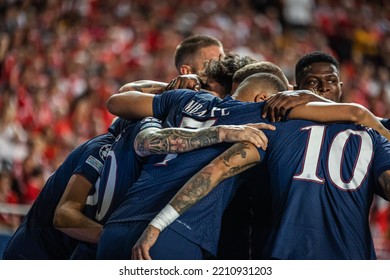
[149, 204, 179, 232]
[216, 126, 225, 143]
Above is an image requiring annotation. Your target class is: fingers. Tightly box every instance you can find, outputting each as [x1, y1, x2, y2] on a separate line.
[246, 123, 276, 131]
[247, 129, 269, 150]
[221, 124, 274, 150]
[262, 95, 281, 121]
[131, 244, 152, 260]
[166, 75, 201, 91]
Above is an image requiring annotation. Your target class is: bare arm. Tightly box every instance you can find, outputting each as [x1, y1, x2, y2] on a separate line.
[134, 123, 275, 157]
[118, 80, 168, 94]
[118, 75, 201, 94]
[262, 90, 334, 121]
[132, 142, 261, 259]
[106, 91, 154, 120]
[288, 102, 390, 141]
[378, 170, 390, 201]
[53, 174, 102, 244]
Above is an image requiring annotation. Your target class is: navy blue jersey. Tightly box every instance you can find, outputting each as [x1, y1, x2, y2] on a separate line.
[83, 117, 162, 225]
[261, 120, 390, 259]
[106, 90, 266, 256]
[2, 119, 128, 259]
[381, 118, 390, 130]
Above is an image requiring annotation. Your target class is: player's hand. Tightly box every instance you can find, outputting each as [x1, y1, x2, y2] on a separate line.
[131, 225, 160, 260]
[262, 90, 320, 122]
[218, 123, 276, 150]
[165, 74, 202, 91]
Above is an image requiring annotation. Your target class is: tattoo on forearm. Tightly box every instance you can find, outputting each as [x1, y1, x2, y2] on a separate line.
[136, 128, 220, 156]
[220, 142, 257, 179]
[171, 171, 212, 214]
[170, 142, 257, 214]
[143, 226, 157, 245]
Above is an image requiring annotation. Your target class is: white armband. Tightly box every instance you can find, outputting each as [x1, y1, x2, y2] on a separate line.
[149, 204, 180, 231]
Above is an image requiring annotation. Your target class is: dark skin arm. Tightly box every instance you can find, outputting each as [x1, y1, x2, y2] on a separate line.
[287, 102, 390, 141]
[262, 90, 334, 122]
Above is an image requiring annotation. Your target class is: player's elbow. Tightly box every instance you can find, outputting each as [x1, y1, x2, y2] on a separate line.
[106, 96, 118, 116]
[53, 206, 68, 229]
[348, 104, 367, 124]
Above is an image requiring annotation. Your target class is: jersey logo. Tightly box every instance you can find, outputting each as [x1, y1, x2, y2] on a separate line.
[141, 117, 162, 124]
[99, 144, 112, 160]
[86, 155, 104, 173]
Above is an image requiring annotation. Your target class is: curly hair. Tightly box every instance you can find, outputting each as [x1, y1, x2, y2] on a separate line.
[202, 54, 257, 95]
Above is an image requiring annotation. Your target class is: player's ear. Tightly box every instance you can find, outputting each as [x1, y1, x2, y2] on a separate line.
[254, 93, 268, 102]
[180, 65, 192, 75]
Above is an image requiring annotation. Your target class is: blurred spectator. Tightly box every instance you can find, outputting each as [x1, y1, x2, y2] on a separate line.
[0, 0, 389, 258]
[0, 170, 20, 234]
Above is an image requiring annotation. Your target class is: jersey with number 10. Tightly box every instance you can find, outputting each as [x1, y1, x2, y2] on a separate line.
[261, 120, 390, 259]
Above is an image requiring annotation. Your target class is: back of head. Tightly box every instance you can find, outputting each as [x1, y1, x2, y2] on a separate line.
[234, 73, 288, 102]
[174, 35, 224, 72]
[295, 51, 339, 85]
[232, 61, 290, 90]
[202, 54, 258, 96]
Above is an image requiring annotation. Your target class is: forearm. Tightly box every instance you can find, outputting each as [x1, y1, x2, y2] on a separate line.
[53, 205, 102, 244]
[288, 102, 390, 141]
[135, 127, 221, 157]
[358, 108, 390, 141]
[118, 80, 168, 94]
[150, 142, 260, 231]
[106, 91, 154, 120]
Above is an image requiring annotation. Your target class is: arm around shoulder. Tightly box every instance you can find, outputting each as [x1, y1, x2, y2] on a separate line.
[106, 91, 155, 120]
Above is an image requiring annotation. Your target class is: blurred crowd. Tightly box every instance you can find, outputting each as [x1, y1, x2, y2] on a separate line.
[0, 0, 390, 257]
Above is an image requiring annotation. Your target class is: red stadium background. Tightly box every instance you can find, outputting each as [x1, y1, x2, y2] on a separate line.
[0, 0, 389, 259]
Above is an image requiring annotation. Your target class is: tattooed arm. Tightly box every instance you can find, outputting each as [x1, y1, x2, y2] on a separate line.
[118, 80, 168, 94]
[134, 123, 275, 156]
[117, 75, 202, 95]
[131, 142, 262, 260]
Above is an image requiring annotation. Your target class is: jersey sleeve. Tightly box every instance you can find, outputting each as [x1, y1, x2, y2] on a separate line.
[138, 117, 163, 131]
[152, 89, 192, 120]
[73, 135, 115, 184]
[381, 118, 390, 130]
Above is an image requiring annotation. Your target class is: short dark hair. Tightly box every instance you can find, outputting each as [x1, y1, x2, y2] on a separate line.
[295, 51, 339, 85]
[240, 73, 287, 93]
[233, 61, 289, 89]
[174, 35, 223, 71]
[203, 54, 258, 95]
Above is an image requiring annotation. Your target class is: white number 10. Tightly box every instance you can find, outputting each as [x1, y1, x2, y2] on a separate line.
[293, 125, 373, 190]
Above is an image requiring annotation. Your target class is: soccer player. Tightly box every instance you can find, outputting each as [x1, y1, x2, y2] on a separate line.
[99, 70, 389, 259]
[262, 51, 390, 129]
[213, 60, 332, 259]
[62, 118, 270, 260]
[118, 34, 226, 96]
[1, 118, 128, 259]
[53, 36, 238, 259]
[130, 73, 390, 260]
